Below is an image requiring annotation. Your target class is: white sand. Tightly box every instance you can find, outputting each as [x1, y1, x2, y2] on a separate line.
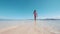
[0, 20, 60, 34]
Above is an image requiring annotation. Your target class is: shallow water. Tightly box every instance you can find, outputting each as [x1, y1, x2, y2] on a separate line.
[0, 20, 60, 32]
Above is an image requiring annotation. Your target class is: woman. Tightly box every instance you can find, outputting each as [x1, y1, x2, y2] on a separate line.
[33, 10, 37, 21]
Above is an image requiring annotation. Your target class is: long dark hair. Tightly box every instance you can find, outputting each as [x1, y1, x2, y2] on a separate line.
[34, 10, 36, 13]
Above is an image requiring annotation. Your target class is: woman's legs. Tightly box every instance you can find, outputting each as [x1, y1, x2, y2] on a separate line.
[34, 16, 36, 21]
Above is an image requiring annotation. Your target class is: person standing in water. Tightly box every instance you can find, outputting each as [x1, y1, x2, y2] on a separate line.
[33, 10, 37, 25]
[33, 10, 37, 21]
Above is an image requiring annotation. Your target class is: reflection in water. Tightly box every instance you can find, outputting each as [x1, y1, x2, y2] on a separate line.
[34, 20, 36, 26]
[34, 20, 38, 32]
[34, 20, 36, 31]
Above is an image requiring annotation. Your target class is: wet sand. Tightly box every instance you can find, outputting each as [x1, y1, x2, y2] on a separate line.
[0, 20, 60, 34]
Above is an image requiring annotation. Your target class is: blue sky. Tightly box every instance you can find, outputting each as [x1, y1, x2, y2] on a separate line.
[0, 0, 60, 19]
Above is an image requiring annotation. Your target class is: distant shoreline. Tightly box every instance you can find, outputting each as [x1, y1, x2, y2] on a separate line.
[0, 19, 60, 21]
